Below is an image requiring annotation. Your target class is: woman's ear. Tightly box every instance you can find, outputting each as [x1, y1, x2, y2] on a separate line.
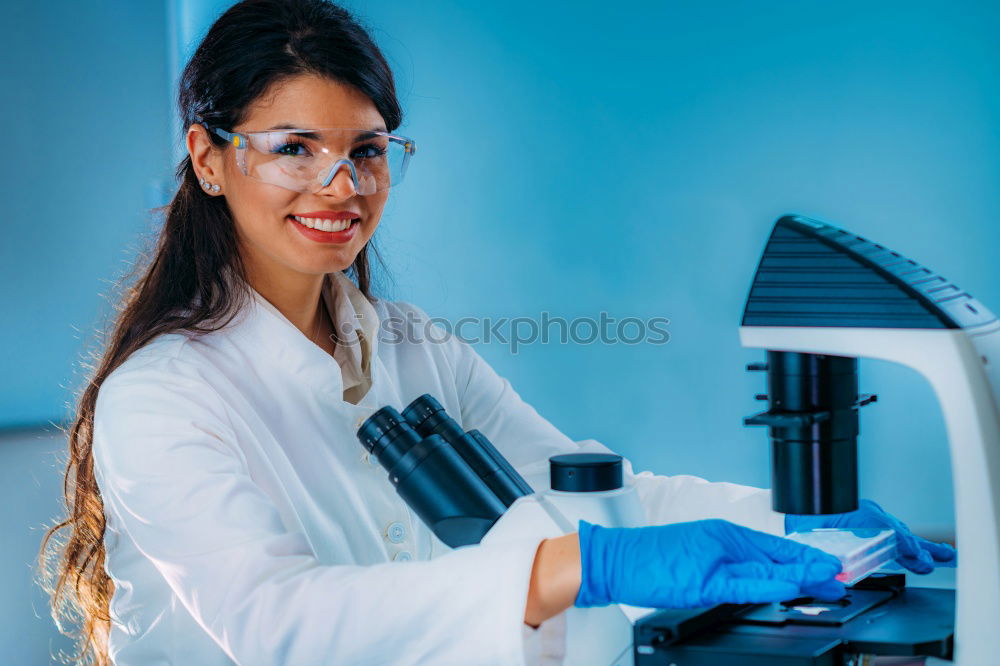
[186, 124, 227, 194]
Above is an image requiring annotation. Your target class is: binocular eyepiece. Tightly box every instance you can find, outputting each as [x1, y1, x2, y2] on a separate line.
[356, 394, 534, 548]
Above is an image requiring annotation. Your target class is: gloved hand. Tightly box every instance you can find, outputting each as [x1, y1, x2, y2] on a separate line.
[785, 499, 957, 574]
[575, 518, 846, 609]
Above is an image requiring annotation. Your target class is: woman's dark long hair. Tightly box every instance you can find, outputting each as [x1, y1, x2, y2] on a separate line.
[38, 1, 402, 662]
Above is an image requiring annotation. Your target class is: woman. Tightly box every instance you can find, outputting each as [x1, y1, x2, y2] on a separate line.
[39, 1, 955, 664]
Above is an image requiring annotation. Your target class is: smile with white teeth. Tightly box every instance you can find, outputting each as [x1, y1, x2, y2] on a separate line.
[291, 215, 358, 232]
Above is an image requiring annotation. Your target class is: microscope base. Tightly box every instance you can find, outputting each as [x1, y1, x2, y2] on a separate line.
[634, 574, 954, 665]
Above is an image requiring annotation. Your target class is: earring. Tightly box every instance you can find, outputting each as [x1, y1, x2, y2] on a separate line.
[198, 176, 221, 193]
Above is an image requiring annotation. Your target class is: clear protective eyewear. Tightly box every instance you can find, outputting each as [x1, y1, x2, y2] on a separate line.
[205, 125, 417, 196]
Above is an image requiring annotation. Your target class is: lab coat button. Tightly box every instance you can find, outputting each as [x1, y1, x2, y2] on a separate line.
[386, 521, 406, 543]
[393, 550, 413, 562]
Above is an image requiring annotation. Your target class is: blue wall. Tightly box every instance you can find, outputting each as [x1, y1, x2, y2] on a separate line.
[1, 1, 173, 428]
[338, 0, 1000, 535]
[1, 3, 171, 661]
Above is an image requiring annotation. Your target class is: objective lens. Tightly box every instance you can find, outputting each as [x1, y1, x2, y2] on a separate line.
[767, 351, 860, 515]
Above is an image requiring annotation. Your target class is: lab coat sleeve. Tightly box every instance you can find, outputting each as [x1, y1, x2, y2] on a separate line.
[93, 351, 543, 666]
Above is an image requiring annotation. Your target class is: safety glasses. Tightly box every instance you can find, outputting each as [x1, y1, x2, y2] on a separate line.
[205, 125, 417, 195]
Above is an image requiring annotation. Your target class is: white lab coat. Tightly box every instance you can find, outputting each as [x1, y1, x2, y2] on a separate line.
[92, 271, 785, 666]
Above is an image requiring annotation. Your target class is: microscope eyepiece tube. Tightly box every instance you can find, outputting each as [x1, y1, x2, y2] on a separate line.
[356, 406, 420, 472]
[403, 394, 533, 506]
[386, 433, 507, 546]
[402, 394, 465, 441]
[356, 404, 508, 548]
[467, 429, 534, 504]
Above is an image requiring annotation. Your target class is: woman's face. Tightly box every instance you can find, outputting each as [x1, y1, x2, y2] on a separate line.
[190, 74, 390, 285]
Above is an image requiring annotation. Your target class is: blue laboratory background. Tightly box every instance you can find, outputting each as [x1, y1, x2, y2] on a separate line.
[2, 1, 997, 659]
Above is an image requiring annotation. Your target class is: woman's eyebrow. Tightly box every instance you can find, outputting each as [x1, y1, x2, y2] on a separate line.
[265, 123, 388, 140]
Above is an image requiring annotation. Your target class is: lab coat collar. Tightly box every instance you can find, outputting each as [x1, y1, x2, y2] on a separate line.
[324, 272, 380, 402]
[225, 271, 381, 402]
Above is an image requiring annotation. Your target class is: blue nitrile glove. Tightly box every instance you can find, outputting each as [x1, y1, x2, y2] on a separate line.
[575, 518, 846, 609]
[785, 499, 957, 574]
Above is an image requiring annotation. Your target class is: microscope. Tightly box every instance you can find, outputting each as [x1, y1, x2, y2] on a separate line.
[357, 215, 999, 665]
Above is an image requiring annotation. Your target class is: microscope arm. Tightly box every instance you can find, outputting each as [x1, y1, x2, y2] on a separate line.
[741, 320, 1000, 666]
